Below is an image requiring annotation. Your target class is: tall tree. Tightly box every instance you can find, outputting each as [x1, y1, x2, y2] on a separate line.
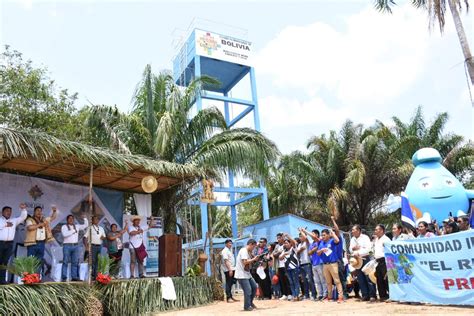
[375, 0, 474, 85]
[86, 65, 279, 233]
[0, 46, 81, 139]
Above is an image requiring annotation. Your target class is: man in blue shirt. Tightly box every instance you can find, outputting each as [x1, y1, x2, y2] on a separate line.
[331, 216, 349, 300]
[317, 228, 344, 303]
[306, 229, 327, 300]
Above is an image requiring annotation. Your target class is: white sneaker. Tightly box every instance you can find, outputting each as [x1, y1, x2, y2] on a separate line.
[287, 295, 293, 301]
[279, 295, 287, 301]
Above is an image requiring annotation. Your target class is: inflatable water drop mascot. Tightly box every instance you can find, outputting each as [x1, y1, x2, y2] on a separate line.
[404, 148, 474, 224]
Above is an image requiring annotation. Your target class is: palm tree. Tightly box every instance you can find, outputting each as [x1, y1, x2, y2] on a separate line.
[375, 0, 474, 85]
[301, 120, 414, 226]
[391, 106, 473, 177]
[86, 65, 279, 233]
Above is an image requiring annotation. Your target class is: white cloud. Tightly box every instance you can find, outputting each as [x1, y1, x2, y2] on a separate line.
[253, 4, 474, 153]
[255, 4, 444, 105]
[259, 95, 350, 128]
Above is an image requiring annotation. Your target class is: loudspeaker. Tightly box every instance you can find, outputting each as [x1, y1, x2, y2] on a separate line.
[158, 234, 182, 277]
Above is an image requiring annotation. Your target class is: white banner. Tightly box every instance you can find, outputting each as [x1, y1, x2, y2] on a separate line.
[195, 29, 252, 66]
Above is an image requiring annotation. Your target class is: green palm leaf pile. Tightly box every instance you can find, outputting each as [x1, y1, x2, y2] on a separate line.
[0, 283, 91, 316]
[98, 276, 215, 315]
[0, 276, 217, 315]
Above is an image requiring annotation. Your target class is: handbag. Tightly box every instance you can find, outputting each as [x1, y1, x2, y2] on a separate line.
[133, 242, 148, 262]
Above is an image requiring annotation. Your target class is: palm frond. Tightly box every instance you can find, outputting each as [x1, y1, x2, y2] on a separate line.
[0, 127, 205, 179]
[375, 0, 397, 13]
[191, 128, 279, 178]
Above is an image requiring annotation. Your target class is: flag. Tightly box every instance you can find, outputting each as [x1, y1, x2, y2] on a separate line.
[400, 192, 416, 230]
[470, 209, 474, 229]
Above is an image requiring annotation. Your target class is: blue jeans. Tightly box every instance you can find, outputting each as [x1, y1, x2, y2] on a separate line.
[357, 258, 376, 299]
[27, 241, 45, 274]
[299, 263, 316, 298]
[269, 268, 281, 298]
[62, 244, 81, 281]
[286, 268, 300, 298]
[238, 278, 257, 309]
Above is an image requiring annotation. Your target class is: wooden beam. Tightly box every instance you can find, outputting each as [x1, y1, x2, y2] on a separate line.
[34, 160, 62, 176]
[68, 166, 101, 181]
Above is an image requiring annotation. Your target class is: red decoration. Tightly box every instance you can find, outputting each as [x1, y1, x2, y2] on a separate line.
[96, 272, 111, 285]
[271, 275, 279, 285]
[21, 272, 41, 284]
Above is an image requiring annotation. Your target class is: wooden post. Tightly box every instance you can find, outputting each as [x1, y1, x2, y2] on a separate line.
[88, 164, 93, 286]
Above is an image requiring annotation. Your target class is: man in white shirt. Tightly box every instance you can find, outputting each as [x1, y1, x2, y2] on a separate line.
[296, 231, 316, 300]
[128, 216, 152, 279]
[349, 225, 376, 302]
[272, 232, 291, 299]
[61, 214, 88, 281]
[85, 215, 106, 280]
[0, 203, 27, 284]
[373, 224, 391, 301]
[235, 239, 260, 311]
[221, 239, 238, 302]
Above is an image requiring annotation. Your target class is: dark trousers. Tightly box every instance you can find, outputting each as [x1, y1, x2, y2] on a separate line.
[299, 263, 316, 298]
[109, 250, 123, 278]
[255, 267, 272, 299]
[27, 241, 46, 275]
[224, 271, 236, 299]
[357, 258, 376, 299]
[277, 267, 291, 296]
[91, 244, 101, 280]
[0, 241, 14, 284]
[375, 258, 389, 300]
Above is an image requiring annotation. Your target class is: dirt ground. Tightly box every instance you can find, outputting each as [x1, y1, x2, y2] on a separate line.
[159, 294, 473, 316]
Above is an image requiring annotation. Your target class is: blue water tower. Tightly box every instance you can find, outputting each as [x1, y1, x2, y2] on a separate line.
[173, 29, 270, 240]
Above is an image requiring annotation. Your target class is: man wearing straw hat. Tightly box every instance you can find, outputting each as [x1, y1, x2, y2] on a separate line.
[349, 225, 376, 302]
[128, 215, 153, 279]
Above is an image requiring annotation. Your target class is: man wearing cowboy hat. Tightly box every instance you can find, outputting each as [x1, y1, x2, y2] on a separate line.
[349, 225, 376, 302]
[373, 224, 391, 301]
[128, 215, 153, 278]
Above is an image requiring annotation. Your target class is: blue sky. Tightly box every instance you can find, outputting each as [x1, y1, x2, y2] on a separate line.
[1, 0, 472, 154]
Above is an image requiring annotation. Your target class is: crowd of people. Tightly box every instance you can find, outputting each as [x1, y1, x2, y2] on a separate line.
[221, 213, 472, 311]
[0, 204, 152, 284]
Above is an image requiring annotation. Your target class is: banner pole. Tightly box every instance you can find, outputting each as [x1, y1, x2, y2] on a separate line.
[88, 163, 93, 286]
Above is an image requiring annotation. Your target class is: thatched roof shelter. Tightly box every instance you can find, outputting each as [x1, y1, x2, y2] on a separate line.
[0, 127, 204, 193]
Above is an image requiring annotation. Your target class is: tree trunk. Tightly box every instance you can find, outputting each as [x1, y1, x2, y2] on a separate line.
[152, 190, 177, 234]
[448, 0, 474, 85]
[207, 203, 216, 278]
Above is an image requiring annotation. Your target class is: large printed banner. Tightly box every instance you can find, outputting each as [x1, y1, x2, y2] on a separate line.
[0, 172, 124, 265]
[385, 230, 474, 306]
[195, 29, 252, 66]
